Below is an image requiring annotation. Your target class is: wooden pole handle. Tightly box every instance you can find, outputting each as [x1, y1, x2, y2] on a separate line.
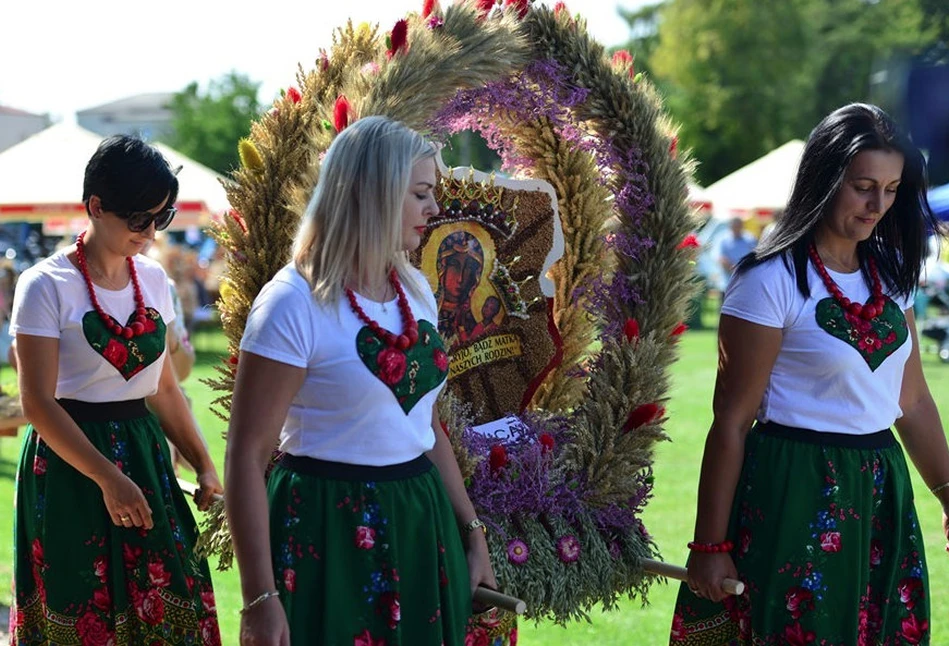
[176, 478, 224, 502]
[641, 558, 745, 596]
[474, 586, 527, 615]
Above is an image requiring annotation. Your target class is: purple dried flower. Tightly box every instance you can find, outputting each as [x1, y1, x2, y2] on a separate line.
[427, 15, 444, 29]
[507, 539, 530, 564]
[605, 229, 654, 261]
[428, 59, 592, 173]
[556, 535, 581, 563]
[577, 273, 643, 340]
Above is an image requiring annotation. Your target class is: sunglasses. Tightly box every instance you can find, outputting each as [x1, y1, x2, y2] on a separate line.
[121, 206, 178, 232]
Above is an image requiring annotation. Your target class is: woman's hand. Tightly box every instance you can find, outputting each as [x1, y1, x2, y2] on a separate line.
[239, 597, 290, 646]
[687, 552, 738, 603]
[97, 468, 154, 530]
[465, 530, 498, 605]
[193, 468, 224, 512]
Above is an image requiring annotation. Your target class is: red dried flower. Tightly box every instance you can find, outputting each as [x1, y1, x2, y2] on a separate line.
[671, 322, 688, 337]
[677, 233, 700, 250]
[553, 1, 568, 15]
[475, 0, 496, 16]
[539, 433, 555, 453]
[286, 87, 301, 104]
[612, 50, 632, 66]
[319, 50, 329, 72]
[623, 403, 664, 433]
[504, 0, 529, 18]
[489, 444, 509, 472]
[229, 209, 247, 233]
[422, 0, 438, 18]
[612, 50, 635, 77]
[669, 135, 679, 159]
[334, 95, 351, 133]
[387, 19, 409, 58]
[623, 318, 640, 341]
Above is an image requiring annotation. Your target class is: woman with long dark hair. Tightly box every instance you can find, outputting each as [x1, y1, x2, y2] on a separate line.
[670, 103, 949, 643]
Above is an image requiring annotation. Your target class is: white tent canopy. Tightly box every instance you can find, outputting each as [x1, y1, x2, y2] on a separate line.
[0, 122, 230, 234]
[688, 182, 712, 214]
[704, 139, 805, 217]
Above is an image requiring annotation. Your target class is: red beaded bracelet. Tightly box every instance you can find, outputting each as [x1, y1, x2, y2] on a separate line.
[687, 540, 734, 553]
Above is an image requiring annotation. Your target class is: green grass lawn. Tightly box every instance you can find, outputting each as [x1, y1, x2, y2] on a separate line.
[1, 320, 947, 644]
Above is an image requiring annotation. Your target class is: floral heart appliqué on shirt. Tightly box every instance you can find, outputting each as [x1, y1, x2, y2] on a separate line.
[82, 308, 167, 380]
[814, 296, 908, 371]
[356, 319, 449, 414]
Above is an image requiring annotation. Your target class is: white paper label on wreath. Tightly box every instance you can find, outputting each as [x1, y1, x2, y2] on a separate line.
[470, 415, 526, 442]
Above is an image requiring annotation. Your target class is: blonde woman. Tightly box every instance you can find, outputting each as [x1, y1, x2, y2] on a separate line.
[226, 116, 496, 646]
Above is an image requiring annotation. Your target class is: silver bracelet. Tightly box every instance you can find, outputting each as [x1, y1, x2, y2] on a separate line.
[241, 590, 280, 614]
[930, 481, 949, 496]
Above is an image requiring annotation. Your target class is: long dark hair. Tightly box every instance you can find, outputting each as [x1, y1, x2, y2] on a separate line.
[737, 103, 938, 300]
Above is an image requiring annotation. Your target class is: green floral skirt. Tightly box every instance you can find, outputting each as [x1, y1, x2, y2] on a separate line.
[670, 423, 930, 645]
[267, 453, 472, 646]
[10, 398, 220, 645]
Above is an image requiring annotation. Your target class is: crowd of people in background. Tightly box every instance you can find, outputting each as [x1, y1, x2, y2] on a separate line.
[0, 228, 226, 371]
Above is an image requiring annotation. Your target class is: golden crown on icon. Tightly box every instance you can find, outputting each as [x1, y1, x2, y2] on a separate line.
[432, 170, 519, 239]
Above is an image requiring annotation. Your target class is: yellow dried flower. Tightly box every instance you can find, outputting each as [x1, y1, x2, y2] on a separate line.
[238, 138, 264, 172]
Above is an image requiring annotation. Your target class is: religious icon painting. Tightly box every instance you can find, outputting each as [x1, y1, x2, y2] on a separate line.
[413, 159, 565, 424]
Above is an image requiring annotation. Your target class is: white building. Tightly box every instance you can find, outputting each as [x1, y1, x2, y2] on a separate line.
[77, 92, 175, 141]
[0, 105, 51, 153]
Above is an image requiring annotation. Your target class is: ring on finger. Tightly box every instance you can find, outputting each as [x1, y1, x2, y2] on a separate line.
[120, 515, 131, 522]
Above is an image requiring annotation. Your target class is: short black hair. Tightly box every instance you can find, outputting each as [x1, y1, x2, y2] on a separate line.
[82, 135, 178, 215]
[739, 103, 938, 300]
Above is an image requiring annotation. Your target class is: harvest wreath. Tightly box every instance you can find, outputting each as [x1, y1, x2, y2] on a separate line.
[197, 0, 701, 634]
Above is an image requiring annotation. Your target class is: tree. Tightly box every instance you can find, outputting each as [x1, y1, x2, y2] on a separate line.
[616, 2, 665, 79]
[163, 72, 263, 175]
[651, 0, 812, 185]
[439, 131, 502, 171]
[804, 0, 931, 122]
[918, 0, 949, 56]
[647, 0, 934, 185]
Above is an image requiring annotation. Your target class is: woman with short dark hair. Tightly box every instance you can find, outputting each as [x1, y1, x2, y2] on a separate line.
[9, 135, 222, 645]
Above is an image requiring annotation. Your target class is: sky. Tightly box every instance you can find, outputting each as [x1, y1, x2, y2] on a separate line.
[0, 0, 649, 121]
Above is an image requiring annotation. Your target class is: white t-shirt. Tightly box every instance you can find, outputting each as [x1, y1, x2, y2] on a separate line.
[240, 264, 447, 466]
[721, 254, 913, 435]
[10, 251, 174, 402]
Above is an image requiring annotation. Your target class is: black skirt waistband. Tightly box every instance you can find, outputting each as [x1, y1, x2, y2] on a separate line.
[57, 398, 150, 423]
[755, 421, 896, 449]
[277, 453, 433, 482]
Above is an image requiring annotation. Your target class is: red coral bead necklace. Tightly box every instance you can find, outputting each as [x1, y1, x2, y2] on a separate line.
[76, 230, 149, 339]
[808, 243, 885, 320]
[346, 269, 419, 350]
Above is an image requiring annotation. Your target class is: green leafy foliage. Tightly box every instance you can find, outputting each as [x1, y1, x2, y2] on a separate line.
[625, 0, 938, 185]
[162, 71, 263, 175]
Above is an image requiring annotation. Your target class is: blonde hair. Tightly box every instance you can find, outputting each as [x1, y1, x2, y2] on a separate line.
[293, 116, 436, 304]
